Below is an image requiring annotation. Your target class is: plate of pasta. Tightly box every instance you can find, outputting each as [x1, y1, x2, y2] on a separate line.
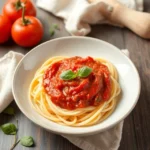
[12, 37, 140, 135]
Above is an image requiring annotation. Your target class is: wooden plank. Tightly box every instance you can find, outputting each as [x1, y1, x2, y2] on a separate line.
[120, 28, 150, 150]
[119, 1, 150, 149]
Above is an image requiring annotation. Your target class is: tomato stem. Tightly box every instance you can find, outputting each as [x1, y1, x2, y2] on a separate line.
[21, 3, 30, 26]
[15, 0, 22, 11]
[22, 4, 26, 25]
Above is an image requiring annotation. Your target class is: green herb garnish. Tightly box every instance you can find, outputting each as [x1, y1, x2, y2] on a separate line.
[1, 106, 35, 149]
[49, 24, 60, 36]
[20, 136, 34, 147]
[1, 123, 17, 135]
[60, 70, 77, 80]
[53, 24, 60, 30]
[77, 66, 92, 77]
[60, 66, 92, 80]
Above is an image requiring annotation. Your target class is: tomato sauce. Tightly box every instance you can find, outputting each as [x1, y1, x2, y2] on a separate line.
[43, 56, 111, 110]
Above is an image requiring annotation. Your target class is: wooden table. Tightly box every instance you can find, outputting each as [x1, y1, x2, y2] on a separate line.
[0, 0, 150, 150]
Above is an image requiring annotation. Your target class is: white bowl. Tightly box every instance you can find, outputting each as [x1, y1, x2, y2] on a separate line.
[12, 37, 140, 136]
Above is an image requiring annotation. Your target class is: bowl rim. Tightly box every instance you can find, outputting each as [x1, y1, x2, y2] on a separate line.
[12, 36, 141, 135]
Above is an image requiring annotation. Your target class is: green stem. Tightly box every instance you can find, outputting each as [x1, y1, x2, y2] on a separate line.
[21, 4, 30, 26]
[10, 115, 19, 150]
[22, 4, 26, 25]
[14, 0, 22, 10]
[14, 115, 18, 129]
[10, 140, 20, 150]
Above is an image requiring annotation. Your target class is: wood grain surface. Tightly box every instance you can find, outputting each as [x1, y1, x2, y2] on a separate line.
[0, 0, 150, 150]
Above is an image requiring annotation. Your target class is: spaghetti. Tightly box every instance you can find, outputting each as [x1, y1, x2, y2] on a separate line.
[29, 56, 121, 127]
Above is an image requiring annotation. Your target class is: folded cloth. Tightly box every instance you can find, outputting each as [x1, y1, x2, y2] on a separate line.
[36, 0, 143, 36]
[63, 121, 124, 150]
[0, 49, 129, 150]
[0, 51, 23, 113]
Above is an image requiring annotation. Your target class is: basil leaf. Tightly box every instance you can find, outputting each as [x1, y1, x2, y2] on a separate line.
[77, 66, 92, 77]
[3, 107, 15, 115]
[0, 123, 17, 135]
[53, 24, 60, 30]
[49, 24, 60, 36]
[49, 27, 55, 36]
[20, 136, 34, 147]
[60, 70, 77, 80]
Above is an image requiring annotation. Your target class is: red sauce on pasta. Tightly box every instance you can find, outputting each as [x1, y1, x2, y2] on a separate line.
[43, 56, 111, 110]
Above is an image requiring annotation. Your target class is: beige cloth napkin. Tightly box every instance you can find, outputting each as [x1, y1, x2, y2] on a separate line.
[0, 51, 23, 113]
[36, 0, 143, 36]
[63, 121, 124, 150]
[0, 50, 129, 150]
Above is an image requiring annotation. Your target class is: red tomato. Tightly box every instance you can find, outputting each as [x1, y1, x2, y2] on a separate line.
[0, 15, 12, 44]
[11, 16, 43, 47]
[3, 0, 36, 23]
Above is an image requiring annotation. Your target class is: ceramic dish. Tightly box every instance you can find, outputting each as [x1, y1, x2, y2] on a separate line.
[12, 37, 140, 136]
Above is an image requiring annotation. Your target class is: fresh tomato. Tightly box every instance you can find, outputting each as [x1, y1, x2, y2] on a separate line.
[3, 0, 36, 23]
[11, 15, 43, 47]
[0, 15, 12, 44]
